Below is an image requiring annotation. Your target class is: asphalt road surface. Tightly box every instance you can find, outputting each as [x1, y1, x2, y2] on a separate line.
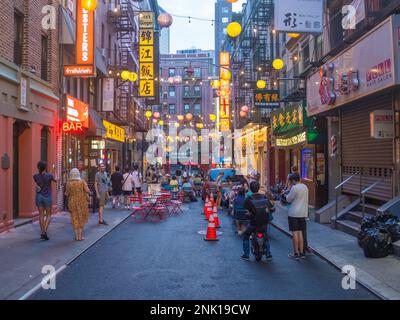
[31, 201, 377, 300]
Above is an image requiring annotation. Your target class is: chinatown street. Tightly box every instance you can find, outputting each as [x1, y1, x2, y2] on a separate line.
[29, 201, 376, 300]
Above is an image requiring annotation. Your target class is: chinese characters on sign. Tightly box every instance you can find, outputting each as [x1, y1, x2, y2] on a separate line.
[370, 110, 394, 139]
[271, 105, 306, 135]
[219, 52, 231, 131]
[253, 90, 280, 109]
[139, 12, 155, 97]
[103, 120, 125, 142]
[274, 0, 323, 33]
[275, 131, 307, 147]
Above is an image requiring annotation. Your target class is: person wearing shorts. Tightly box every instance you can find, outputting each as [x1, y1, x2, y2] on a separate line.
[286, 173, 309, 260]
[111, 165, 124, 208]
[122, 167, 134, 209]
[95, 163, 110, 225]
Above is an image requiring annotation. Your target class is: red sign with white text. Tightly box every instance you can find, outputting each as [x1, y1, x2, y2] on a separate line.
[64, 65, 95, 77]
[66, 95, 89, 128]
[61, 121, 85, 133]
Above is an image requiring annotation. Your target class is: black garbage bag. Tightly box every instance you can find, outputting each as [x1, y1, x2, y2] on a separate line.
[360, 228, 392, 258]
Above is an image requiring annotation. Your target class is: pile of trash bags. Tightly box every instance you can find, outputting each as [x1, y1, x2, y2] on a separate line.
[358, 214, 400, 258]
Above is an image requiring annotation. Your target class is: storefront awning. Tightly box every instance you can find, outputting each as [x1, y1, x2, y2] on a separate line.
[95, 48, 109, 77]
[87, 108, 106, 137]
[60, 8, 75, 45]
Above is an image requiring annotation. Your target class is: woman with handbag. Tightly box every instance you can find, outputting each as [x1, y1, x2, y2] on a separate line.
[33, 161, 57, 240]
[65, 168, 90, 241]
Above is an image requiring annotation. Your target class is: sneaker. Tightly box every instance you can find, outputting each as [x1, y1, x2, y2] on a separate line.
[299, 253, 306, 259]
[99, 220, 108, 226]
[305, 248, 314, 256]
[42, 233, 49, 241]
[240, 255, 250, 261]
[288, 253, 300, 260]
[265, 255, 273, 261]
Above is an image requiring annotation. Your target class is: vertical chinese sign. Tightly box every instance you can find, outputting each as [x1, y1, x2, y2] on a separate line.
[64, 0, 95, 76]
[139, 12, 155, 98]
[219, 52, 230, 132]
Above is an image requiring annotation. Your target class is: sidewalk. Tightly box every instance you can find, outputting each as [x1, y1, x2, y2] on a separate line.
[271, 204, 400, 300]
[0, 206, 132, 300]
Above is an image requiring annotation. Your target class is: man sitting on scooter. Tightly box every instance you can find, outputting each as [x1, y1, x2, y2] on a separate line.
[241, 181, 274, 261]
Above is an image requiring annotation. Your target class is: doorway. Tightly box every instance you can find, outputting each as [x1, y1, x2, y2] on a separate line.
[12, 120, 29, 218]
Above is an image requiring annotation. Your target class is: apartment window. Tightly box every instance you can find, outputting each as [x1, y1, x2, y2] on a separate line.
[222, 17, 229, 23]
[168, 86, 175, 97]
[194, 104, 201, 115]
[101, 23, 105, 49]
[114, 44, 117, 65]
[14, 11, 24, 65]
[222, 7, 229, 14]
[223, 28, 227, 35]
[184, 104, 191, 114]
[183, 86, 190, 97]
[194, 68, 201, 78]
[41, 35, 48, 81]
[108, 34, 111, 60]
[40, 127, 49, 163]
[194, 86, 201, 96]
[80, 79, 85, 101]
[169, 104, 176, 114]
[169, 68, 175, 77]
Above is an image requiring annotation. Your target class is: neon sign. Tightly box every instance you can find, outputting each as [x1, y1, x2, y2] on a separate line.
[62, 121, 85, 133]
[66, 95, 89, 128]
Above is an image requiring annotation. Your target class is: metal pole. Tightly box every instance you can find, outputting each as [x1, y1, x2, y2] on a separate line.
[335, 188, 338, 229]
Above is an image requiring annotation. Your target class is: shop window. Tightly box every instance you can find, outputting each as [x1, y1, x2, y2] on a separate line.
[41, 127, 49, 163]
[301, 148, 314, 181]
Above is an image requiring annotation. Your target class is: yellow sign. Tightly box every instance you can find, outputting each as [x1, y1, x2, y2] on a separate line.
[139, 29, 154, 45]
[139, 12, 154, 28]
[103, 120, 125, 142]
[220, 52, 230, 66]
[139, 80, 155, 97]
[139, 63, 154, 79]
[139, 46, 154, 62]
[220, 119, 230, 132]
[276, 131, 307, 147]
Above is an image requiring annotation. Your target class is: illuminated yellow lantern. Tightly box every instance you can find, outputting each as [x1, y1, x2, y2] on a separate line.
[82, 0, 97, 11]
[177, 115, 184, 121]
[211, 80, 220, 89]
[226, 0, 238, 3]
[227, 22, 242, 38]
[145, 111, 152, 118]
[153, 119, 158, 124]
[221, 70, 231, 81]
[257, 80, 266, 89]
[186, 113, 193, 121]
[128, 72, 138, 82]
[288, 33, 300, 38]
[158, 120, 164, 126]
[209, 114, 216, 121]
[121, 71, 130, 80]
[272, 58, 284, 70]
[174, 122, 180, 128]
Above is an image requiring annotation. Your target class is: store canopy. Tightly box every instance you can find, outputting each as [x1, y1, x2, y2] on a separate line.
[60, 8, 75, 45]
[87, 108, 106, 137]
[95, 48, 109, 77]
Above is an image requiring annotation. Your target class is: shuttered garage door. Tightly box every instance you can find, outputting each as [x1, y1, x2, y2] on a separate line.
[341, 92, 394, 201]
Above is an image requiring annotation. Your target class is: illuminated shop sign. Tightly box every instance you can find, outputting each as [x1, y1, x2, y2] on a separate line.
[61, 121, 85, 133]
[219, 52, 230, 131]
[103, 120, 125, 142]
[66, 95, 89, 128]
[64, 65, 95, 77]
[139, 12, 155, 97]
[276, 131, 307, 147]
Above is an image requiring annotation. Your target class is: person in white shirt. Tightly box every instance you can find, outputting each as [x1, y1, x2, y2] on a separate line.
[286, 173, 309, 260]
[132, 164, 142, 195]
[122, 167, 134, 209]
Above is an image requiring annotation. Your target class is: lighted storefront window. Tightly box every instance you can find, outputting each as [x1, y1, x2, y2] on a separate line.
[301, 148, 314, 181]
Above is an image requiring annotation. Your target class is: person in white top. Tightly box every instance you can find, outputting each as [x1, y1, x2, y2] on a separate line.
[122, 167, 134, 209]
[286, 173, 309, 260]
[132, 164, 142, 195]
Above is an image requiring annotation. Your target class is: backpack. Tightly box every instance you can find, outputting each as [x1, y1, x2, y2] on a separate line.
[248, 195, 274, 225]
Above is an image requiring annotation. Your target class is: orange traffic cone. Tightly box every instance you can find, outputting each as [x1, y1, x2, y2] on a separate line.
[212, 203, 221, 228]
[205, 203, 213, 221]
[204, 212, 219, 241]
[203, 196, 210, 215]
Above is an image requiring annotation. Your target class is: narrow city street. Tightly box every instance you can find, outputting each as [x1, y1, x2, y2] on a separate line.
[31, 202, 376, 300]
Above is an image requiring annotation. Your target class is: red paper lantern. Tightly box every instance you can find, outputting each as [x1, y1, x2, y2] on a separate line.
[240, 111, 247, 118]
[241, 105, 249, 112]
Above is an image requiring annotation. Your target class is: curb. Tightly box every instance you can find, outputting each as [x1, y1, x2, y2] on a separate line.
[18, 210, 133, 300]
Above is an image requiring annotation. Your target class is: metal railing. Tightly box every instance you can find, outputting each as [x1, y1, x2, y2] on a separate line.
[361, 180, 383, 219]
[377, 196, 400, 216]
[334, 171, 360, 227]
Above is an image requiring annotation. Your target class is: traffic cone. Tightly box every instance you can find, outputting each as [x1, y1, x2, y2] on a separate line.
[205, 203, 213, 221]
[203, 196, 210, 215]
[212, 203, 221, 228]
[204, 212, 219, 241]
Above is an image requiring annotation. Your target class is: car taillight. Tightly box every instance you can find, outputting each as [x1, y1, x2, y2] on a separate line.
[257, 233, 263, 239]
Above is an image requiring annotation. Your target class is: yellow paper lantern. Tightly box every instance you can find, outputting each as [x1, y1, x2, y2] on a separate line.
[145, 111, 152, 118]
[272, 59, 284, 70]
[129, 72, 138, 82]
[210, 114, 216, 121]
[221, 70, 231, 81]
[153, 119, 158, 124]
[121, 71, 130, 80]
[227, 22, 242, 38]
[288, 33, 300, 38]
[186, 113, 193, 121]
[174, 122, 180, 128]
[158, 120, 164, 126]
[257, 80, 266, 89]
[226, 0, 238, 3]
[177, 115, 184, 121]
[82, 0, 97, 11]
[211, 80, 220, 89]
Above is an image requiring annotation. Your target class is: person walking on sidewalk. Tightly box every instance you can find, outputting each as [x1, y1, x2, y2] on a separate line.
[33, 161, 57, 241]
[65, 168, 90, 241]
[77, 160, 88, 182]
[286, 173, 309, 260]
[95, 163, 110, 226]
[122, 167, 134, 209]
[216, 171, 224, 209]
[111, 165, 124, 209]
[132, 164, 142, 195]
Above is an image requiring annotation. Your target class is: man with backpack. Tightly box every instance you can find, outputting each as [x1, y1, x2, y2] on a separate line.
[241, 181, 275, 261]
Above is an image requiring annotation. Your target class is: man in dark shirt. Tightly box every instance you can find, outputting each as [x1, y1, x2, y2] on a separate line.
[110, 165, 124, 209]
[241, 181, 274, 261]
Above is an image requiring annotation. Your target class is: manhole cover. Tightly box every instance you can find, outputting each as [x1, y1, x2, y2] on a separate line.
[198, 230, 223, 235]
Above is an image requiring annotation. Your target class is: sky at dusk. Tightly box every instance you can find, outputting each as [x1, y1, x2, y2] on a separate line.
[158, 0, 246, 53]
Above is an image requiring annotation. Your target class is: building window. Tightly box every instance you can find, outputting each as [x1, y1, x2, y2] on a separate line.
[183, 86, 190, 97]
[101, 23, 105, 48]
[169, 104, 176, 114]
[194, 104, 201, 115]
[41, 127, 49, 163]
[184, 104, 191, 114]
[169, 68, 175, 77]
[14, 11, 24, 65]
[41, 35, 48, 81]
[194, 68, 201, 78]
[194, 86, 201, 96]
[168, 86, 175, 97]
[223, 28, 227, 35]
[222, 17, 229, 23]
[114, 44, 117, 65]
[222, 7, 229, 14]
